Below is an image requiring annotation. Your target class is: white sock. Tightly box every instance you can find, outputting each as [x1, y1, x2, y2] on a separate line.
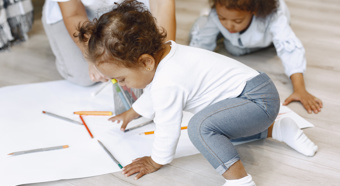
[223, 174, 256, 186]
[272, 117, 318, 156]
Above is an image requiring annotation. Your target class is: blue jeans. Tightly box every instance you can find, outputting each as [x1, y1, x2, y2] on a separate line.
[188, 72, 280, 175]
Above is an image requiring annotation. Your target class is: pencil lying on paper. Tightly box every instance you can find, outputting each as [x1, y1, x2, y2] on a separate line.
[8, 145, 69, 156]
[91, 82, 110, 97]
[124, 120, 153, 133]
[74, 111, 113, 116]
[79, 115, 94, 138]
[42, 111, 82, 125]
[140, 126, 188, 135]
[97, 140, 123, 169]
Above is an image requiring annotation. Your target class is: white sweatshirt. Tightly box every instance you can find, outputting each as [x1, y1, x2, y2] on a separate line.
[133, 41, 259, 165]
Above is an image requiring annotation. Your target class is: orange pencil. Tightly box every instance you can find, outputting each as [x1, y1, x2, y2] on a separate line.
[140, 126, 188, 135]
[74, 111, 113, 116]
[79, 115, 94, 138]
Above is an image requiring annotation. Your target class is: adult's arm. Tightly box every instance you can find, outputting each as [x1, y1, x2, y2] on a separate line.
[149, 0, 176, 41]
[58, 0, 107, 82]
[58, 0, 88, 54]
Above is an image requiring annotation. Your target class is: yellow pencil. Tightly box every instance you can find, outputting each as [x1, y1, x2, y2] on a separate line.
[73, 111, 113, 116]
[139, 126, 188, 135]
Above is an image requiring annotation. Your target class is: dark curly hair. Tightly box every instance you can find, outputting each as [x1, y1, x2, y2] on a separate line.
[74, 0, 167, 68]
[210, 0, 278, 18]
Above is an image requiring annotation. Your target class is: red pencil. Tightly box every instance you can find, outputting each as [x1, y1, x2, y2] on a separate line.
[79, 115, 94, 138]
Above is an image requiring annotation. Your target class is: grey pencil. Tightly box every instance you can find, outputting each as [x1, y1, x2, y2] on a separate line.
[42, 111, 82, 125]
[97, 140, 123, 169]
[91, 81, 110, 97]
[124, 120, 153, 133]
[8, 145, 69, 156]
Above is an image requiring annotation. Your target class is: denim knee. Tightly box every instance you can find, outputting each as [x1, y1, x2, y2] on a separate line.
[188, 113, 209, 148]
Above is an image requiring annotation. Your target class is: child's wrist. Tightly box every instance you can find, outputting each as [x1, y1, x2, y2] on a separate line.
[127, 108, 140, 118]
[150, 157, 163, 169]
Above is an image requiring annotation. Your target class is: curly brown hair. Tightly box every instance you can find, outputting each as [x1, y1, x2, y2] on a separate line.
[210, 0, 278, 18]
[74, 0, 167, 68]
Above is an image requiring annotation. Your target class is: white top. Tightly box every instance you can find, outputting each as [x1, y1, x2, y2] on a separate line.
[190, 0, 306, 77]
[43, 0, 150, 24]
[133, 41, 259, 165]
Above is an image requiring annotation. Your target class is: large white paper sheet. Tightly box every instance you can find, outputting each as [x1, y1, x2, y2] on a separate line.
[0, 81, 199, 186]
[276, 104, 314, 128]
[0, 81, 313, 186]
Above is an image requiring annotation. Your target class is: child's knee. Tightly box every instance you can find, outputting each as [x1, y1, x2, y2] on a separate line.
[188, 115, 213, 142]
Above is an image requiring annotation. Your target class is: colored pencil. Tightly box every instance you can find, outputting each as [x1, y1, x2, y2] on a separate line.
[79, 115, 94, 138]
[122, 85, 138, 101]
[8, 145, 69, 156]
[139, 126, 188, 135]
[124, 120, 153, 133]
[97, 140, 123, 169]
[74, 111, 113, 116]
[42, 111, 82, 125]
[91, 82, 110, 97]
[111, 79, 131, 111]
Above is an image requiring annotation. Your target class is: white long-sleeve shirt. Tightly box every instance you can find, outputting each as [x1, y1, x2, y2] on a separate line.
[133, 41, 259, 165]
[189, 0, 306, 77]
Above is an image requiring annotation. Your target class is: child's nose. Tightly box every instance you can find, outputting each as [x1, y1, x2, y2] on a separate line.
[225, 22, 234, 31]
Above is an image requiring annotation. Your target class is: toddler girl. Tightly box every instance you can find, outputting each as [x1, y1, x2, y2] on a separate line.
[189, 0, 323, 114]
[76, 1, 317, 185]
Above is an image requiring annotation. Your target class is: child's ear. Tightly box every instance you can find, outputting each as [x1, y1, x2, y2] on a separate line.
[138, 54, 156, 71]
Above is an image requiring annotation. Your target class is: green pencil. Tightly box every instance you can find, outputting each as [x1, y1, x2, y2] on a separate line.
[97, 140, 123, 169]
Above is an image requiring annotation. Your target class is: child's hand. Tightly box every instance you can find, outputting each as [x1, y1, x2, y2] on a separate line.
[283, 89, 323, 114]
[108, 108, 140, 131]
[122, 156, 163, 180]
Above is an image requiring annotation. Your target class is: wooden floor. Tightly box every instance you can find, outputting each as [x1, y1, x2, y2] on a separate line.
[1, 0, 339, 185]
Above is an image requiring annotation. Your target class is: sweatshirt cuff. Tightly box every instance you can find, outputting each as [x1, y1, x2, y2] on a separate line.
[151, 154, 173, 165]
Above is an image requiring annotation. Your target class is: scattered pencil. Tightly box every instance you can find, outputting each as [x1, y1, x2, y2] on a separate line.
[124, 120, 153, 133]
[79, 115, 94, 138]
[97, 140, 123, 169]
[91, 82, 110, 97]
[8, 145, 69, 156]
[74, 111, 113, 116]
[139, 126, 188, 135]
[42, 111, 82, 125]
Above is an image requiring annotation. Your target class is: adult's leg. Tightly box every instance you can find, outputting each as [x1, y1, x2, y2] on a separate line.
[41, 6, 94, 86]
